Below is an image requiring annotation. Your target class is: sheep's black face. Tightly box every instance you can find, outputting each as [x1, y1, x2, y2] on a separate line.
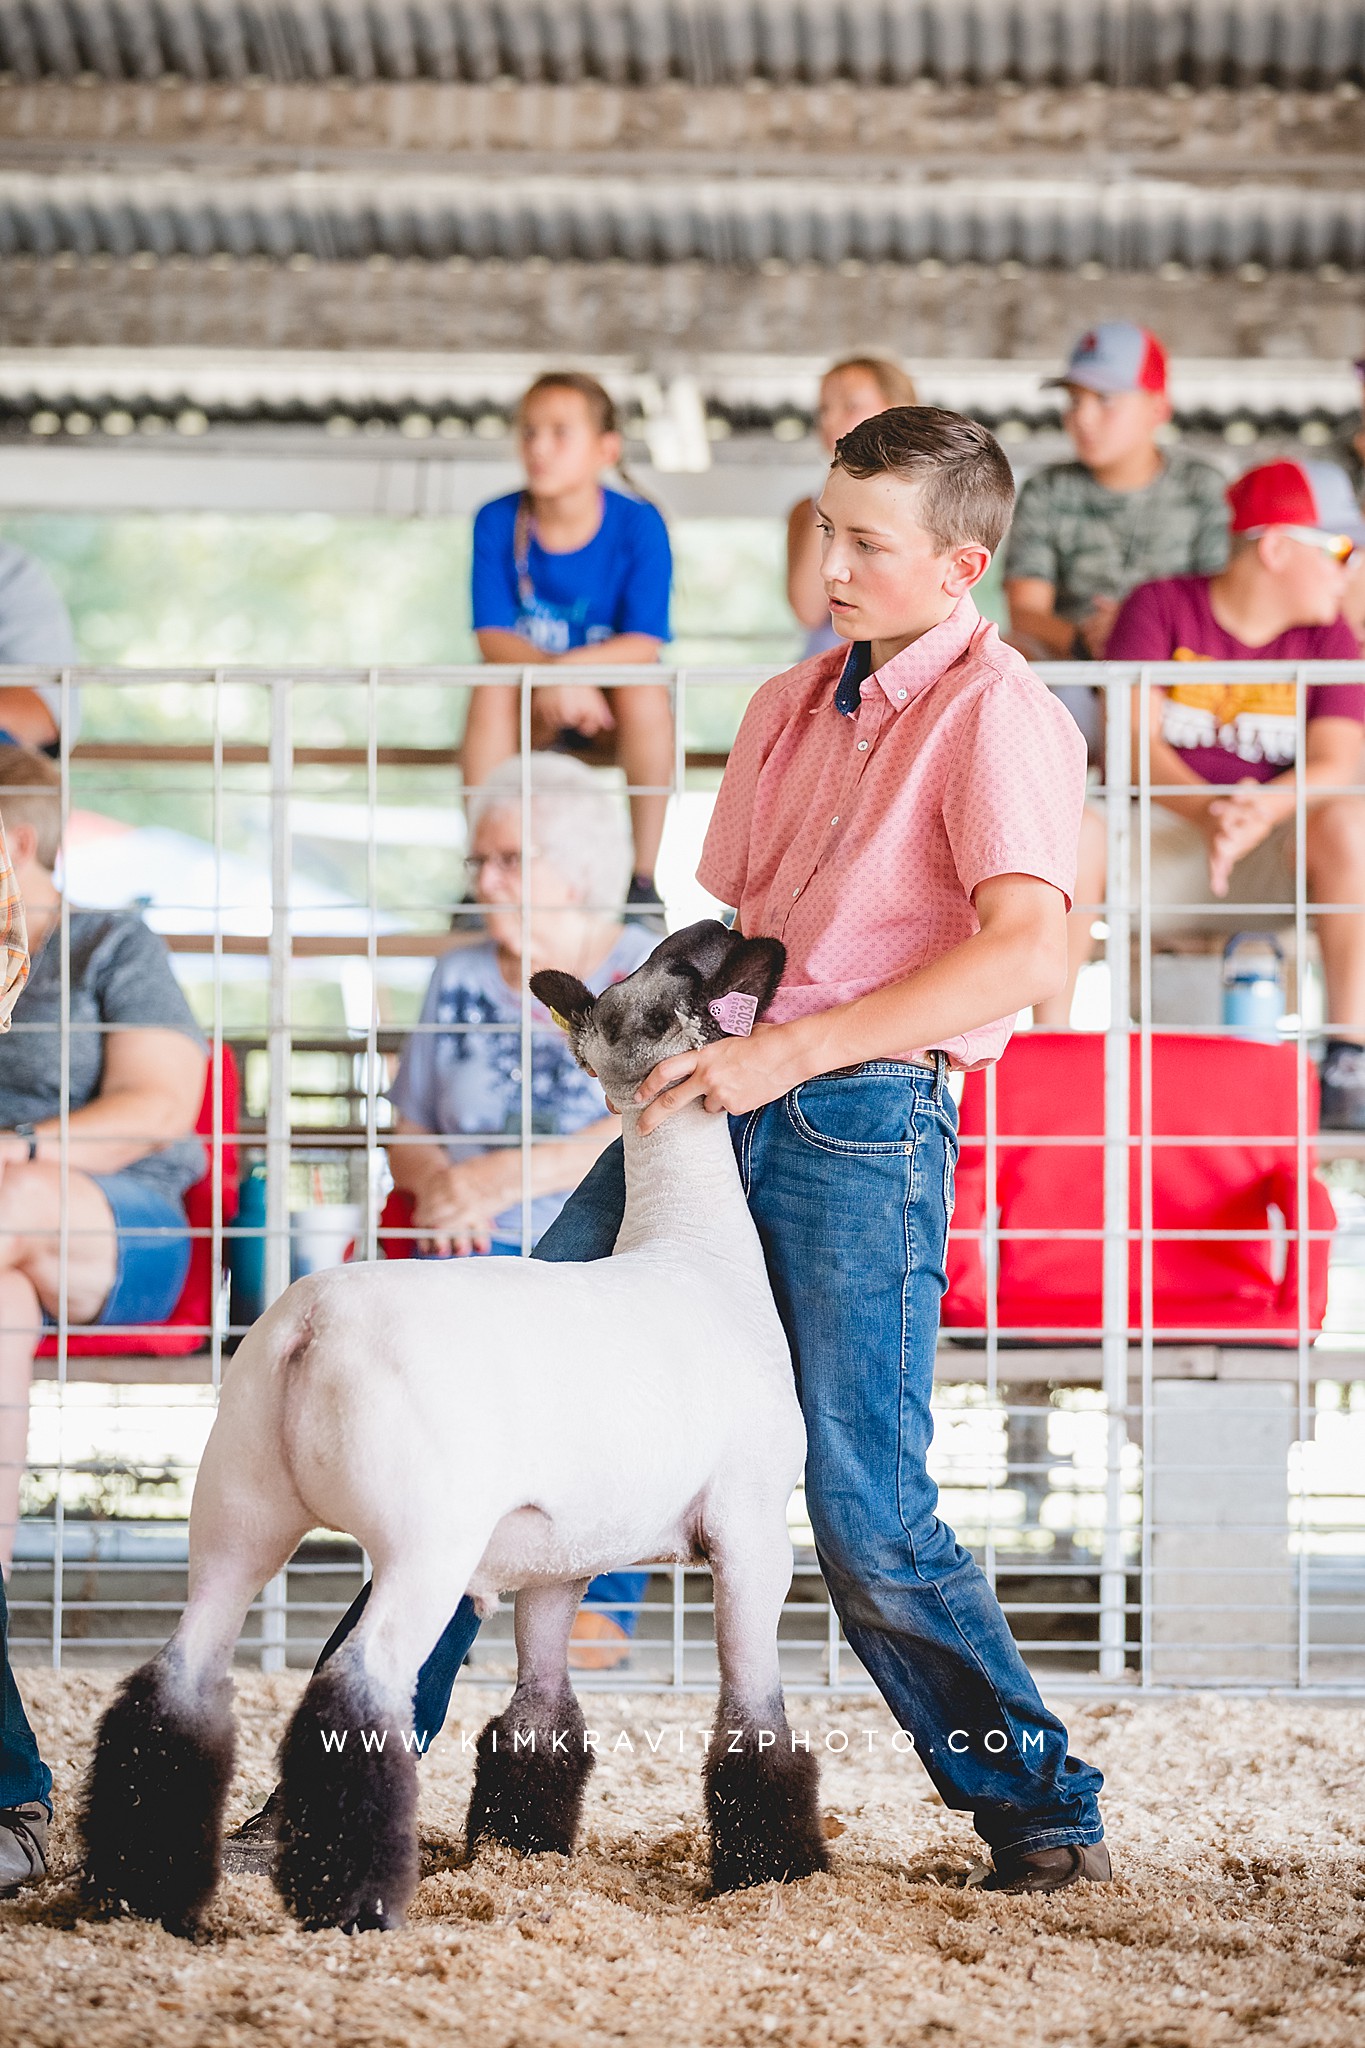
[531, 921, 786, 1111]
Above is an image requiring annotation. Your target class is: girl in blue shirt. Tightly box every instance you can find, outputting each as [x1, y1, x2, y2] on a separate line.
[465, 372, 674, 920]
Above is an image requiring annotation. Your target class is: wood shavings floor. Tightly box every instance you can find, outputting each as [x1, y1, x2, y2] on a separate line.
[2, 1674, 1362, 2048]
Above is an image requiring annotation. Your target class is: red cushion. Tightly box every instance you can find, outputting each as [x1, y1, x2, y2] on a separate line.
[37, 1046, 241, 1358]
[944, 1034, 1335, 1340]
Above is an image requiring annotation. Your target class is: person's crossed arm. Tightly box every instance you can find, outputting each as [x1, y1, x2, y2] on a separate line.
[635, 874, 1068, 1133]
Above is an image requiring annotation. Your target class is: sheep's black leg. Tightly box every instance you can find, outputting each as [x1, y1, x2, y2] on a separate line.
[80, 1652, 235, 1935]
[466, 1682, 594, 1856]
[704, 1525, 829, 1891]
[275, 1650, 419, 1932]
[466, 1580, 594, 1859]
[704, 1707, 829, 1891]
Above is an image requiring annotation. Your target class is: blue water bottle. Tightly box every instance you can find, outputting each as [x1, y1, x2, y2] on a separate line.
[1221, 933, 1285, 1039]
[227, 1163, 268, 1332]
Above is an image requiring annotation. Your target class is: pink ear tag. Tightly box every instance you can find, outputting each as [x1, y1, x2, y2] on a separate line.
[708, 990, 758, 1037]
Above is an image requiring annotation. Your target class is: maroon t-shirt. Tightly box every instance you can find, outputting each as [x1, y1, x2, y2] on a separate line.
[1107, 574, 1364, 783]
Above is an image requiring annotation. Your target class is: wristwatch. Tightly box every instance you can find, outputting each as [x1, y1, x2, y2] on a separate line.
[13, 1122, 37, 1160]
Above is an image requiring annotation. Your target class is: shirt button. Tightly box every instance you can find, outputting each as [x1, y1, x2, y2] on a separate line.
[857, 739, 869, 751]
[897, 688, 907, 699]
[510, 1066, 522, 1082]
[830, 815, 839, 825]
[792, 887, 800, 897]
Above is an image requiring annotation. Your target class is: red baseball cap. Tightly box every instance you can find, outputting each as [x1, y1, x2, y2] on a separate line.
[1043, 321, 1168, 395]
[1227, 459, 1337, 534]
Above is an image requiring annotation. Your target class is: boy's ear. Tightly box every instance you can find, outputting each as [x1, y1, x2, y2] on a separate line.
[529, 970, 596, 1035]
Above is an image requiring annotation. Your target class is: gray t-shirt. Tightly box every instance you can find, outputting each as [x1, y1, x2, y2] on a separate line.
[0, 909, 206, 1205]
[0, 539, 80, 735]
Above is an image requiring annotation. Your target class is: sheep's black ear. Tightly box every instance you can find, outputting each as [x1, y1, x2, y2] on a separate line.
[646, 920, 786, 1023]
[700, 934, 787, 1021]
[529, 970, 596, 1035]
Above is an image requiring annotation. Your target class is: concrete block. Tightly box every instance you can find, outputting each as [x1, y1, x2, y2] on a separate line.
[1149, 1380, 1296, 1683]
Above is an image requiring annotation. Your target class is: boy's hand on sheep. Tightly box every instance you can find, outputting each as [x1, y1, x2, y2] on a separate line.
[635, 1022, 811, 1134]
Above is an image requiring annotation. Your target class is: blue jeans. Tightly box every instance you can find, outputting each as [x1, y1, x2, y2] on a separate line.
[366, 1061, 1104, 1853]
[1, 1572, 51, 1811]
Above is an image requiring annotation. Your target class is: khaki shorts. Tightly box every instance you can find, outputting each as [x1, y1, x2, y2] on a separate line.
[1101, 800, 1298, 937]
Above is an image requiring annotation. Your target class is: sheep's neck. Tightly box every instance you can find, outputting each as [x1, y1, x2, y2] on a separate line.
[615, 1100, 759, 1261]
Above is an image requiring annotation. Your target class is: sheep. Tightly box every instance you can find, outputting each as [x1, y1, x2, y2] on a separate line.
[79, 919, 828, 1936]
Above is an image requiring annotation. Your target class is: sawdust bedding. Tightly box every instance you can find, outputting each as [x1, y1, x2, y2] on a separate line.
[0, 1675, 1361, 2048]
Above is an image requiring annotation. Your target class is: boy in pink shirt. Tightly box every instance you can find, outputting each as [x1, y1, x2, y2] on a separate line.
[240, 408, 1111, 1896]
[565, 407, 1109, 1892]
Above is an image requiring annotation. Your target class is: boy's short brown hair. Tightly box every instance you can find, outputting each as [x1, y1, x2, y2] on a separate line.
[832, 406, 1015, 554]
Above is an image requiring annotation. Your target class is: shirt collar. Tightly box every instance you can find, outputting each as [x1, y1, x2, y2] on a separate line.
[833, 596, 981, 718]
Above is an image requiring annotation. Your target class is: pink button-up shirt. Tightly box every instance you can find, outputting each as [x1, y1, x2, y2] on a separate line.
[697, 596, 1086, 1070]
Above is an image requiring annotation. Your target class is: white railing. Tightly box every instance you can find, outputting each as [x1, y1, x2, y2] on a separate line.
[5, 661, 1364, 1695]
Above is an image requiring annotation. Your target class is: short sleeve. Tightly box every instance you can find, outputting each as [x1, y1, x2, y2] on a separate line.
[696, 681, 785, 906]
[96, 920, 205, 1045]
[617, 501, 672, 641]
[1188, 465, 1232, 575]
[470, 498, 522, 633]
[1307, 619, 1365, 721]
[1001, 471, 1061, 586]
[0, 544, 80, 735]
[1105, 580, 1176, 661]
[388, 959, 446, 1130]
[941, 678, 1088, 909]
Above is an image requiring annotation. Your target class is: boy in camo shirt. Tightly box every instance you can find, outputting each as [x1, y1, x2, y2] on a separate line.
[1004, 322, 1229, 752]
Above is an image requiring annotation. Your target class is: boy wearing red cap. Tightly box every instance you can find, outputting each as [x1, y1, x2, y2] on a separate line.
[1074, 459, 1365, 1126]
[1004, 322, 1229, 693]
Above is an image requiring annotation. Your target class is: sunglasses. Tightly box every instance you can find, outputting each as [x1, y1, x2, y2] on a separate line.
[1243, 524, 1356, 565]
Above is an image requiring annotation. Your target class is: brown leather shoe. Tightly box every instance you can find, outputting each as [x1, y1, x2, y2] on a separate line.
[976, 1840, 1113, 1893]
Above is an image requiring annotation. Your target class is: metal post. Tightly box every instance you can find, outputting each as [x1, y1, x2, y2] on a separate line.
[1099, 671, 1132, 1680]
[259, 678, 294, 1672]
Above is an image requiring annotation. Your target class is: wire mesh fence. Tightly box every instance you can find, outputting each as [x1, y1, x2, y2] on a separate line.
[4, 660, 1364, 1695]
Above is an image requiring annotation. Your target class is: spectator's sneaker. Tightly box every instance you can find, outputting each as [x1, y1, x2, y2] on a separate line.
[965, 1840, 1112, 1894]
[1319, 1039, 1365, 1130]
[625, 875, 667, 933]
[221, 1789, 282, 1876]
[0, 1802, 49, 1895]
[567, 1611, 634, 1672]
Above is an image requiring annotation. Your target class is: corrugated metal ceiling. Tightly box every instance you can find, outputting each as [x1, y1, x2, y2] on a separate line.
[1, 168, 1360, 270]
[0, 2, 1361, 89]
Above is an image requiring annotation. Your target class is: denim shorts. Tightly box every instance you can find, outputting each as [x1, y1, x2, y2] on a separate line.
[42, 1171, 191, 1329]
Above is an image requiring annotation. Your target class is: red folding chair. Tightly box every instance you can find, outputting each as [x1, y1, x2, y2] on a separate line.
[944, 1033, 1335, 1342]
[36, 1044, 241, 1359]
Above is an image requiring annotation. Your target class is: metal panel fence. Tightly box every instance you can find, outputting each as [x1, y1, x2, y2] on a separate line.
[5, 661, 1364, 1695]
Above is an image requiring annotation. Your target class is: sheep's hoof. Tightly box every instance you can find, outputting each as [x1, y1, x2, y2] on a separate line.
[274, 1660, 419, 1932]
[80, 1656, 235, 1935]
[704, 1725, 830, 1892]
[466, 1688, 595, 1858]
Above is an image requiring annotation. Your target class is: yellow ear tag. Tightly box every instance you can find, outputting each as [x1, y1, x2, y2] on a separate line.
[548, 1007, 572, 1034]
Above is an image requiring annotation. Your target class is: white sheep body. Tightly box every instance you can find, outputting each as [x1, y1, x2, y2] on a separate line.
[208, 1204, 802, 1616]
[81, 921, 830, 1934]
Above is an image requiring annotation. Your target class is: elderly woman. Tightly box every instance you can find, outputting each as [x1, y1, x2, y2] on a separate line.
[0, 748, 207, 1575]
[388, 751, 653, 1662]
[388, 751, 654, 1256]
